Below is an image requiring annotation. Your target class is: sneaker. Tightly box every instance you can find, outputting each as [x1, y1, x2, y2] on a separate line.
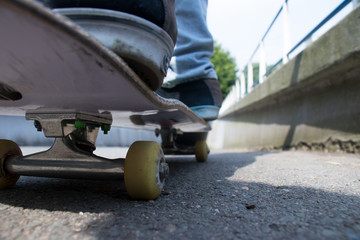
[157, 79, 223, 120]
[36, 0, 177, 90]
[36, 0, 177, 44]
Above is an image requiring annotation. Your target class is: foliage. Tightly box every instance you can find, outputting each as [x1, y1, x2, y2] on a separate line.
[210, 42, 238, 98]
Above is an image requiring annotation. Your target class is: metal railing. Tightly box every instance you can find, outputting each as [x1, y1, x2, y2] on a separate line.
[220, 0, 359, 115]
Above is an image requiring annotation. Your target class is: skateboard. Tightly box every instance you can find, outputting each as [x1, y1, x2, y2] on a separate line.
[0, 0, 211, 200]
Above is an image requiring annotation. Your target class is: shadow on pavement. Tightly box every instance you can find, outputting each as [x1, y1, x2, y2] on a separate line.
[0, 151, 359, 239]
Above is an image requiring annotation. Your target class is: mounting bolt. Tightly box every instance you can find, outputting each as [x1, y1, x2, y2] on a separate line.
[34, 120, 42, 132]
[101, 124, 111, 134]
[75, 120, 86, 129]
[155, 128, 161, 137]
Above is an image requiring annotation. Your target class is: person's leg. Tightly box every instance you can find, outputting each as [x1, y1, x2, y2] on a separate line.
[158, 0, 222, 120]
[163, 0, 217, 87]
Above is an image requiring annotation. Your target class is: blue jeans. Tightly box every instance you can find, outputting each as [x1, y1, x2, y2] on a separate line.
[162, 0, 217, 88]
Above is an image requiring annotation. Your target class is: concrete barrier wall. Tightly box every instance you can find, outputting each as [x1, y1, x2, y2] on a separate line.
[208, 6, 360, 152]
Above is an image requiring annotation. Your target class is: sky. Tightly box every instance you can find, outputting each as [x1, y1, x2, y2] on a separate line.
[207, 0, 354, 73]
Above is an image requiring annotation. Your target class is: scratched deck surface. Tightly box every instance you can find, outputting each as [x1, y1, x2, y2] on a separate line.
[0, 0, 209, 132]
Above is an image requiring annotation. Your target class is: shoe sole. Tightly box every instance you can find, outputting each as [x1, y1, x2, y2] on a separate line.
[54, 8, 174, 90]
[190, 105, 220, 121]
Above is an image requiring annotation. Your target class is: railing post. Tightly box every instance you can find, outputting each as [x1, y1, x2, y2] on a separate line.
[305, 35, 313, 47]
[259, 41, 266, 83]
[353, 0, 360, 8]
[282, 0, 291, 64]
[240, 72, 246, 97]
[247, 62, 253, 92]
[235, 79, 240, 100]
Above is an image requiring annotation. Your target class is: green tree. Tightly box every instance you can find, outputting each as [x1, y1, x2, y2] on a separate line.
[210, 42, 238, 98]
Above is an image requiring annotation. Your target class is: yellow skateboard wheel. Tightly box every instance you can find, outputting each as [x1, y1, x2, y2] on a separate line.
[195, 140, 208, 163]
[124, 141, 168, 200]
[0, 140, 22, 190]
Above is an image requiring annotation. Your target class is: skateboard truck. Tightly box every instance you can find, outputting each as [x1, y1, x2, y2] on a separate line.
[0, 111, 169, 200]
[26, 111, 113, 152]
[155, 127, 209, 162]
[155, 127, 183, 149]
[5, 111, 123, 179]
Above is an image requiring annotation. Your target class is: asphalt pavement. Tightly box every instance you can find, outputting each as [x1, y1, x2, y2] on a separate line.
[0, 147, 359, 239]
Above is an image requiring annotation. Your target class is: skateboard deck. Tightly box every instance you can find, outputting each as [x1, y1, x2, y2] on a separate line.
[0, 0, 210, 132]
[0, 0, 211, 200]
